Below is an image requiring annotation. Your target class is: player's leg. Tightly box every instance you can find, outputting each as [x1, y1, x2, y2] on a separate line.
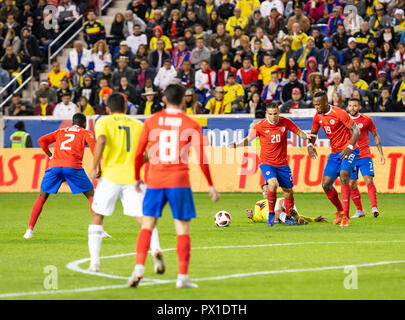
[83, 190, 111, 238]
[350, 178, 365, 218]
[24, 167, 64, 238]
[129, 188, 165, 287]
[364, 175, 379, 217]
[277, 165, 296, 222]
[260, 164, 279, 226]
[88, 177, 120, 272]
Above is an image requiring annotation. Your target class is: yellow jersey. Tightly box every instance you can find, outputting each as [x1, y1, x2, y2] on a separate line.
[291, 33, 308, 51]
[236, 0, 261, 19]
[205, 98, 231, 114]
[149, 36, 172, 50]
[225, 16, 248, 35]
[224, 83, 245, 106]
[95, 113, 143, 185]
[258, 65, 278, 86]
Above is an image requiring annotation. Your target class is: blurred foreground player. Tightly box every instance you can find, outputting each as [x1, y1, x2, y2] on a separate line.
[346, 98, 385, 218]
[229, 103, 311, 226]
[129, 84, 220, 289]
[308, 93, 360, 227]
[88, 93, 164, 274]
[23, 113, 110, 239]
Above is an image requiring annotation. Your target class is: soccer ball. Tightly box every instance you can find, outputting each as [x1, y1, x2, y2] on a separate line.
[214, 211, 232, 227]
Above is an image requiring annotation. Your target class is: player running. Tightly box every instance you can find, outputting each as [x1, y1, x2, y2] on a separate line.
[128, 84, 220, 289]
[88, 93, 164, 274]
[229, 102, 311, 226]
[246, 183, 328, 224]
[23, 113, 111, 239]
[308, 92, 360, 227]
[346, 98, 385, 218]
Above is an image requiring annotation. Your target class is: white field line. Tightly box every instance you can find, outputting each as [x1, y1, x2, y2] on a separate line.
[1, 240, 405, 299]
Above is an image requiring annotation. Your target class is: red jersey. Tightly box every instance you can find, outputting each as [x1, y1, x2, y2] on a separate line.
[351, 114, 377, 159]
[134, 108, 213, 188]
[248, 116, 299, 167]
[312, 106, 358, 153]
[38, 125, 95, 169]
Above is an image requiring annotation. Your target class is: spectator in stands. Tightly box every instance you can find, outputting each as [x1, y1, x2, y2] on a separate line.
[153, 59, 177, 91]
[207, 9, 223, 34]
[304, 0, 324, 24]
[0, 0, 19, 24]
[346, 69, 368, 97]
[164, 0, 182, 22]
[237, 56, 259, 89]
[72, 64, 86, 89]
[95, 87, 112, 114]
[20, 27, 42, 79]
[56, 0, 79, 35]
[145, 9, 165, 38]
[369, 4, 391, 37]
[375, 87, 394, 112]
[301, 56, 319, 85]
[56, 78, 73, 103]
[149, 25, 172, 51]
[267, 7, 287, 42]
[352, 88, 372, 112]
[344, 5, 363, 34]
[134, 58, 155, 90]
[287, 6, 310, 34]
[53, 92, 77, 116]
[112, 56, 135, 88]
[190, 38, 210, 70]
[9, 94, 33, 116]
[281, 87, 309, 113]
[48, 61, 70, 88]
[118, 75, 137, 104]
[368, 70, 392, 105]
[3, 14, 21, 39]
[246, 91, 265, 117]
[236, 0, 260, 19]
[323, 55, 342, 85]
[340, 37, 361, 67]
[183, 88, 201, 114]
[171, 39, 191, 71]
[209, 23, 232, 51]
[67, 40, 93, 75]
[224, 72, 245, 110]
[108, 13, 125, 47]
[327, 6, 345, 35]
[83, 9, 106, 49]
[137, 88, 163, 115]
[182, 0, 207, 23]
[394, 87, 405, 111]
[195, 59, 216, 104]
[204, 86, 231, 114]
[97, 67, 113, 87]
[0, 45, 21, 86]
[164, 9, 184, 41]
[332, 23, 349, 51]
[352, 21, 376, 51]
[2, 28, 20, 54]
[175, 59, 194, 88]
[311, 26, 324, 49]
[331, 91, 345, 109]
[183, 28, 195, 50]
[0, 61, 9, 91]
[147, 38, 170, 72]
[251, 26, 272, 52]
[361, 38, 378, 66]
[123, 10, 146, 37]
[35, 79, 57, 104]
[112, 41, 135, 69]
[361, 57, 377, 84]
[281, 70, 305, 103]
[18, 1, 34, 28]
[34, 93, 55, 115]
[245, 10, 268, 36]
[218, 0, 235, 21]
[91, 40, 112, 75]
[74, 75, 97, 105]
[295, 36, 318, 69]
[37, 8, 59, 59]
[76, 96, 95, 115]
[226, 7, 248, 36]
[271, 37, 295, 71]
[132, 44, 149, 70]
[261, 70, 281, 103]
[378, 26, 397, 49]
[306, 72, 326, 102]
[127, 0, 147, 20]
[127, 24, 147, 55]
[211, 42, 233, 72]
[193, 24, 210, 47]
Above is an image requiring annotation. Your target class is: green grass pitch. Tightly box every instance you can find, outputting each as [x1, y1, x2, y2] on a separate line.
[1, 192, 405, 300]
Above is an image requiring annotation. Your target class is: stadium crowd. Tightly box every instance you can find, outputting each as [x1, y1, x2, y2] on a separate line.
[4, 0, 405, 117]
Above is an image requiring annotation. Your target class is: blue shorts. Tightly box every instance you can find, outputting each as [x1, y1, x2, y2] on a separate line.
[41, 167, 94, 194]
[259, 164, 293, 189]
[142, 187, 196, 220]
[350, 157, 375, 180]
[324, 148, 360, 180]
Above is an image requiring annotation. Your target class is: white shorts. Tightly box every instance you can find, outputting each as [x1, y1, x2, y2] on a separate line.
[92, 177, 145, 217]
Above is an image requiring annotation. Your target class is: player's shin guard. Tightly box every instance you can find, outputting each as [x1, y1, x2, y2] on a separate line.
[267, 190, 277, 213]
[325, 187, 344, 212]
[177, 234, 191, 276]
[88, 196, 94, 215]
[284, 197, 294, 217]
[341, 184, 351, 218]
[135, 228, 152, 266]
[351, 187, 363, 211]
[28, 196, 47, 230]
[88, 224, 103, 267]
[367, 182, 378, 209]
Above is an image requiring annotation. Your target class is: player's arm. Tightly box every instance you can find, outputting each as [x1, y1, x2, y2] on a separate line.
[228, 127, 258, 148]
[90, 135, 106, 180]
[340, 122, 360, 159]
[371, 131, 385, 165]
[134, 124, 149, 192]
[38, 132, 57, 159]
[307, 129, 319, 160]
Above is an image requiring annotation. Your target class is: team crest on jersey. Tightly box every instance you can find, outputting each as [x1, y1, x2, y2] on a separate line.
[265, 130, 270, 133]
[280, 127, 285, 132]
[330, 120, 335, 125]
[358, 123, 364, 128]
[320, 120, 323, 124]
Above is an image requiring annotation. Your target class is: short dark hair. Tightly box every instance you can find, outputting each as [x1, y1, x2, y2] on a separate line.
[72, 113, 86, 128]
[381, 86, 390, 92]
[313, 91, 327, 99]
[107, 93, 126, 112]
[14, 121, 25, 131]
[164, 84, 185, 106]
[348, 97, 361, 104]
[266, 102, 279, 110]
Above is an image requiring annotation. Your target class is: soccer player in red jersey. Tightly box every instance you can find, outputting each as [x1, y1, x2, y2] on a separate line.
[346, 99, 385, 218]
[229, 103, 311, 226]
[308, 92, 360, 227]
[129, 84, 220, 289]
[23, 113, 110, 239]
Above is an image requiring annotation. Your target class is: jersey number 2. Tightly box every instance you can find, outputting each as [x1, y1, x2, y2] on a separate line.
[60, 134, 75, 150]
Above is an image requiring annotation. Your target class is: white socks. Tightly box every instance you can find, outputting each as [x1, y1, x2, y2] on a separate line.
[88, 224, 103, 266]
[150, 227, 161, 256]
[178, 274, 188, 281]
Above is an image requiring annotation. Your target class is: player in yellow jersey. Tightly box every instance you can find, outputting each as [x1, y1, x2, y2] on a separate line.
[87, 93, 164, 273]
[246, 183, 328, 224]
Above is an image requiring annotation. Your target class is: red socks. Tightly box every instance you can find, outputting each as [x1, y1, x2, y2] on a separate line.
[28, 196, 47, 230]
[135, 228, 152, 266]
[267, 190, 277, 213]
[351, 187, 363, 211]
[88, 196, 94, 215]
[367, 182, 378, 209]
[177, 234, 191, 275]
[341, 184, 351, 218]
[284, 197, 294, 216]
[325, 187, 343, 212]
